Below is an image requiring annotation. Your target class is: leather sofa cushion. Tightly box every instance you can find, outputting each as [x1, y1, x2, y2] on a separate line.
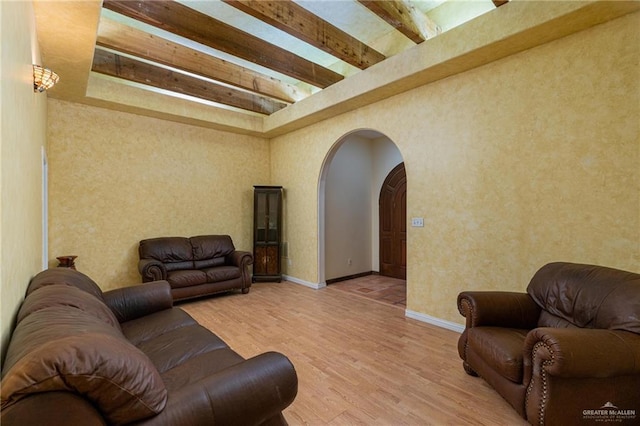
[139, 237, 195, 270]
[17, 284, 121, 331]
[136, 324, 230, 373]
[160, 347, 245, 391]
[204, 265, 241, 282]
[165, 260, 196, 272]
[194, 256, 225, 269]
[121, 308, 198, 346]
[467, 327, 528, 383]
[1, 306, 167, 425]
[528, 262, 640, 333]
[27, 268, 104, 300]
[167, 269, 208, 288]
[191, 235, 235, 261]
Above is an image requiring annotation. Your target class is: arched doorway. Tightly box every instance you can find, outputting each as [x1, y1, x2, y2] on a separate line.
[317, 129, 404, 289]
[379, 163, 406, 280]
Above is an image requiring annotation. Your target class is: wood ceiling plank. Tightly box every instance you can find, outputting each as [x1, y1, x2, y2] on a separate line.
[358, 0, 439, 44]
[91, 49, 288, 115]
[493, 1, 509, 7]
[102, 0, 344, 88]
[97, 19, 308, 103]
[223, 0, 385, 70]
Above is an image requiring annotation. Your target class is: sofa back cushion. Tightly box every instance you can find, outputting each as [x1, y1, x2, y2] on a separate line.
[527, 262, 640, 333]
[139, 237, 195, 271]
[1, 302, 167, 425]
[17, 284, 121, 331]
[28, 268, 104, 300]
[191, 235, 235, 269]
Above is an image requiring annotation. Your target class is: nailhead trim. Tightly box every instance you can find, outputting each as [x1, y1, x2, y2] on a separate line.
[459, 298, 473, 362]
[525, 341, 554, 426]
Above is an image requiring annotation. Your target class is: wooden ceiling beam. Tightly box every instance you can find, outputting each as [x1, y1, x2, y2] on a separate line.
[223, 0, 385, 70]
[91, 49, 288, 115]
[96, 19, 308, 104]
[102, 0, 344, 88]
[493, 0, 509, 7]
[358, 0, 437, 44]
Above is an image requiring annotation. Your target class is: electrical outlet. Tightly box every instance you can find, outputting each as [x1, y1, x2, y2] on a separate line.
[347, 258, 352, 266]
[411, 217, 424, 227]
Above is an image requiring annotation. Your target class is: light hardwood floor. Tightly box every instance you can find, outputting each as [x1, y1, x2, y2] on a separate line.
[181, 281, 528, 426]
[328, 274, 407, 308]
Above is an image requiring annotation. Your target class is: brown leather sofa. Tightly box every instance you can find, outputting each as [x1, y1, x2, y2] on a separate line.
[1, 268, 297, 425]
[138, 234, 252, 301]
[457, 262, 640, 425]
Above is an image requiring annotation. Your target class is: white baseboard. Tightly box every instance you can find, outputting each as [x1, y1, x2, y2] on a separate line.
[283, 275, 326, 289]
[405, 309, 465, 333]
[281, 277, 463, 333]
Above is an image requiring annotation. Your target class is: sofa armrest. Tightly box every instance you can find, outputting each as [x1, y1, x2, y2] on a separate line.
[457, 291, 540, 329]
[228, 250, 253, 267]
[1, 391, 107, 426]
[524, 327, 640, 380]
[103, 280, 173, 323]
[138, 258, 167, 282]
[145, 352, 297, 425]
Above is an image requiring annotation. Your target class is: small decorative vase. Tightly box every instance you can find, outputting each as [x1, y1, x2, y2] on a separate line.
[56, 255, 77, 270]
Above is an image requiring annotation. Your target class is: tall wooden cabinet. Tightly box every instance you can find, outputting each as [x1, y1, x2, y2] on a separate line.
[252, 186, 283, 282]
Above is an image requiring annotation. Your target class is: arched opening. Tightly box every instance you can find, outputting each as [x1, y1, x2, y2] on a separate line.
[318, 129, 405, 306]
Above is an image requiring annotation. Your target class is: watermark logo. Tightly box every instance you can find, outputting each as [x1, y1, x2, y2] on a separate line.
[582, 402, 636, 423]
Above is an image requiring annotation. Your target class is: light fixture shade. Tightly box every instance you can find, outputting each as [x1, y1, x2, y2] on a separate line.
[33, 64, 59, 92]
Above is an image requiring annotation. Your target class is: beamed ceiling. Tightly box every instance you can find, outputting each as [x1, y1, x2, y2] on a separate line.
[33, 1, 640, 137]
[92, 0, 505, 116]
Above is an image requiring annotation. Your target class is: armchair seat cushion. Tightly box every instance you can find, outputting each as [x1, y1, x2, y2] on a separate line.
[467, 327, 527, 383]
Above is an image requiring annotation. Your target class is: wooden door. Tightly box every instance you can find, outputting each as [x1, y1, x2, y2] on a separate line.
[379, 163, 406, 280]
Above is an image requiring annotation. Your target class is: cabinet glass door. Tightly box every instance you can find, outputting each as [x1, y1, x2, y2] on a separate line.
[256, 193, 267, 242]
[267, 192, 279, 242]
[253, 186, 283, 282]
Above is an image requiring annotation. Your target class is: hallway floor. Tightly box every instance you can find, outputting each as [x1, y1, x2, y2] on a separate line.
[328, 274, 406, 308]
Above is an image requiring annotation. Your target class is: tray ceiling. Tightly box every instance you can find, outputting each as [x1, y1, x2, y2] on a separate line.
[92, 0, 503, 116]
[34, 1, 639, 136]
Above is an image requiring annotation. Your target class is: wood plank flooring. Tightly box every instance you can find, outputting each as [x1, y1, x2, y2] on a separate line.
[328, 274, 407, 308]
[180, 281, 527, 426]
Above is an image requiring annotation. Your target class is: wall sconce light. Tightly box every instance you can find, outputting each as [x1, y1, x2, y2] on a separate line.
[33, 64, 59, 92]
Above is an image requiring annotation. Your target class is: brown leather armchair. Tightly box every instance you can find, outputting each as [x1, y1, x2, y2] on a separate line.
[457, 262, 640, 425]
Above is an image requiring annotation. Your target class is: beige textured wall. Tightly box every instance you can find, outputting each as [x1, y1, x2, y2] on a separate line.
[272, 13, 639, 325]
[47, 100, 269, 290]
[1, 1, 48, 360]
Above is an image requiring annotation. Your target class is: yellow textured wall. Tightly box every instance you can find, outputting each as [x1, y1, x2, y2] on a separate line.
[47, 100, 269, 290]
[272, 13, 639, 324]
[0, 1, 47, 360]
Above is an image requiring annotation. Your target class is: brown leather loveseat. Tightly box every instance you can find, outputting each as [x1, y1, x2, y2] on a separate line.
[457, 262, 640, 425]
[138, 234, 252, 301]
[1, 268, 297, 425]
